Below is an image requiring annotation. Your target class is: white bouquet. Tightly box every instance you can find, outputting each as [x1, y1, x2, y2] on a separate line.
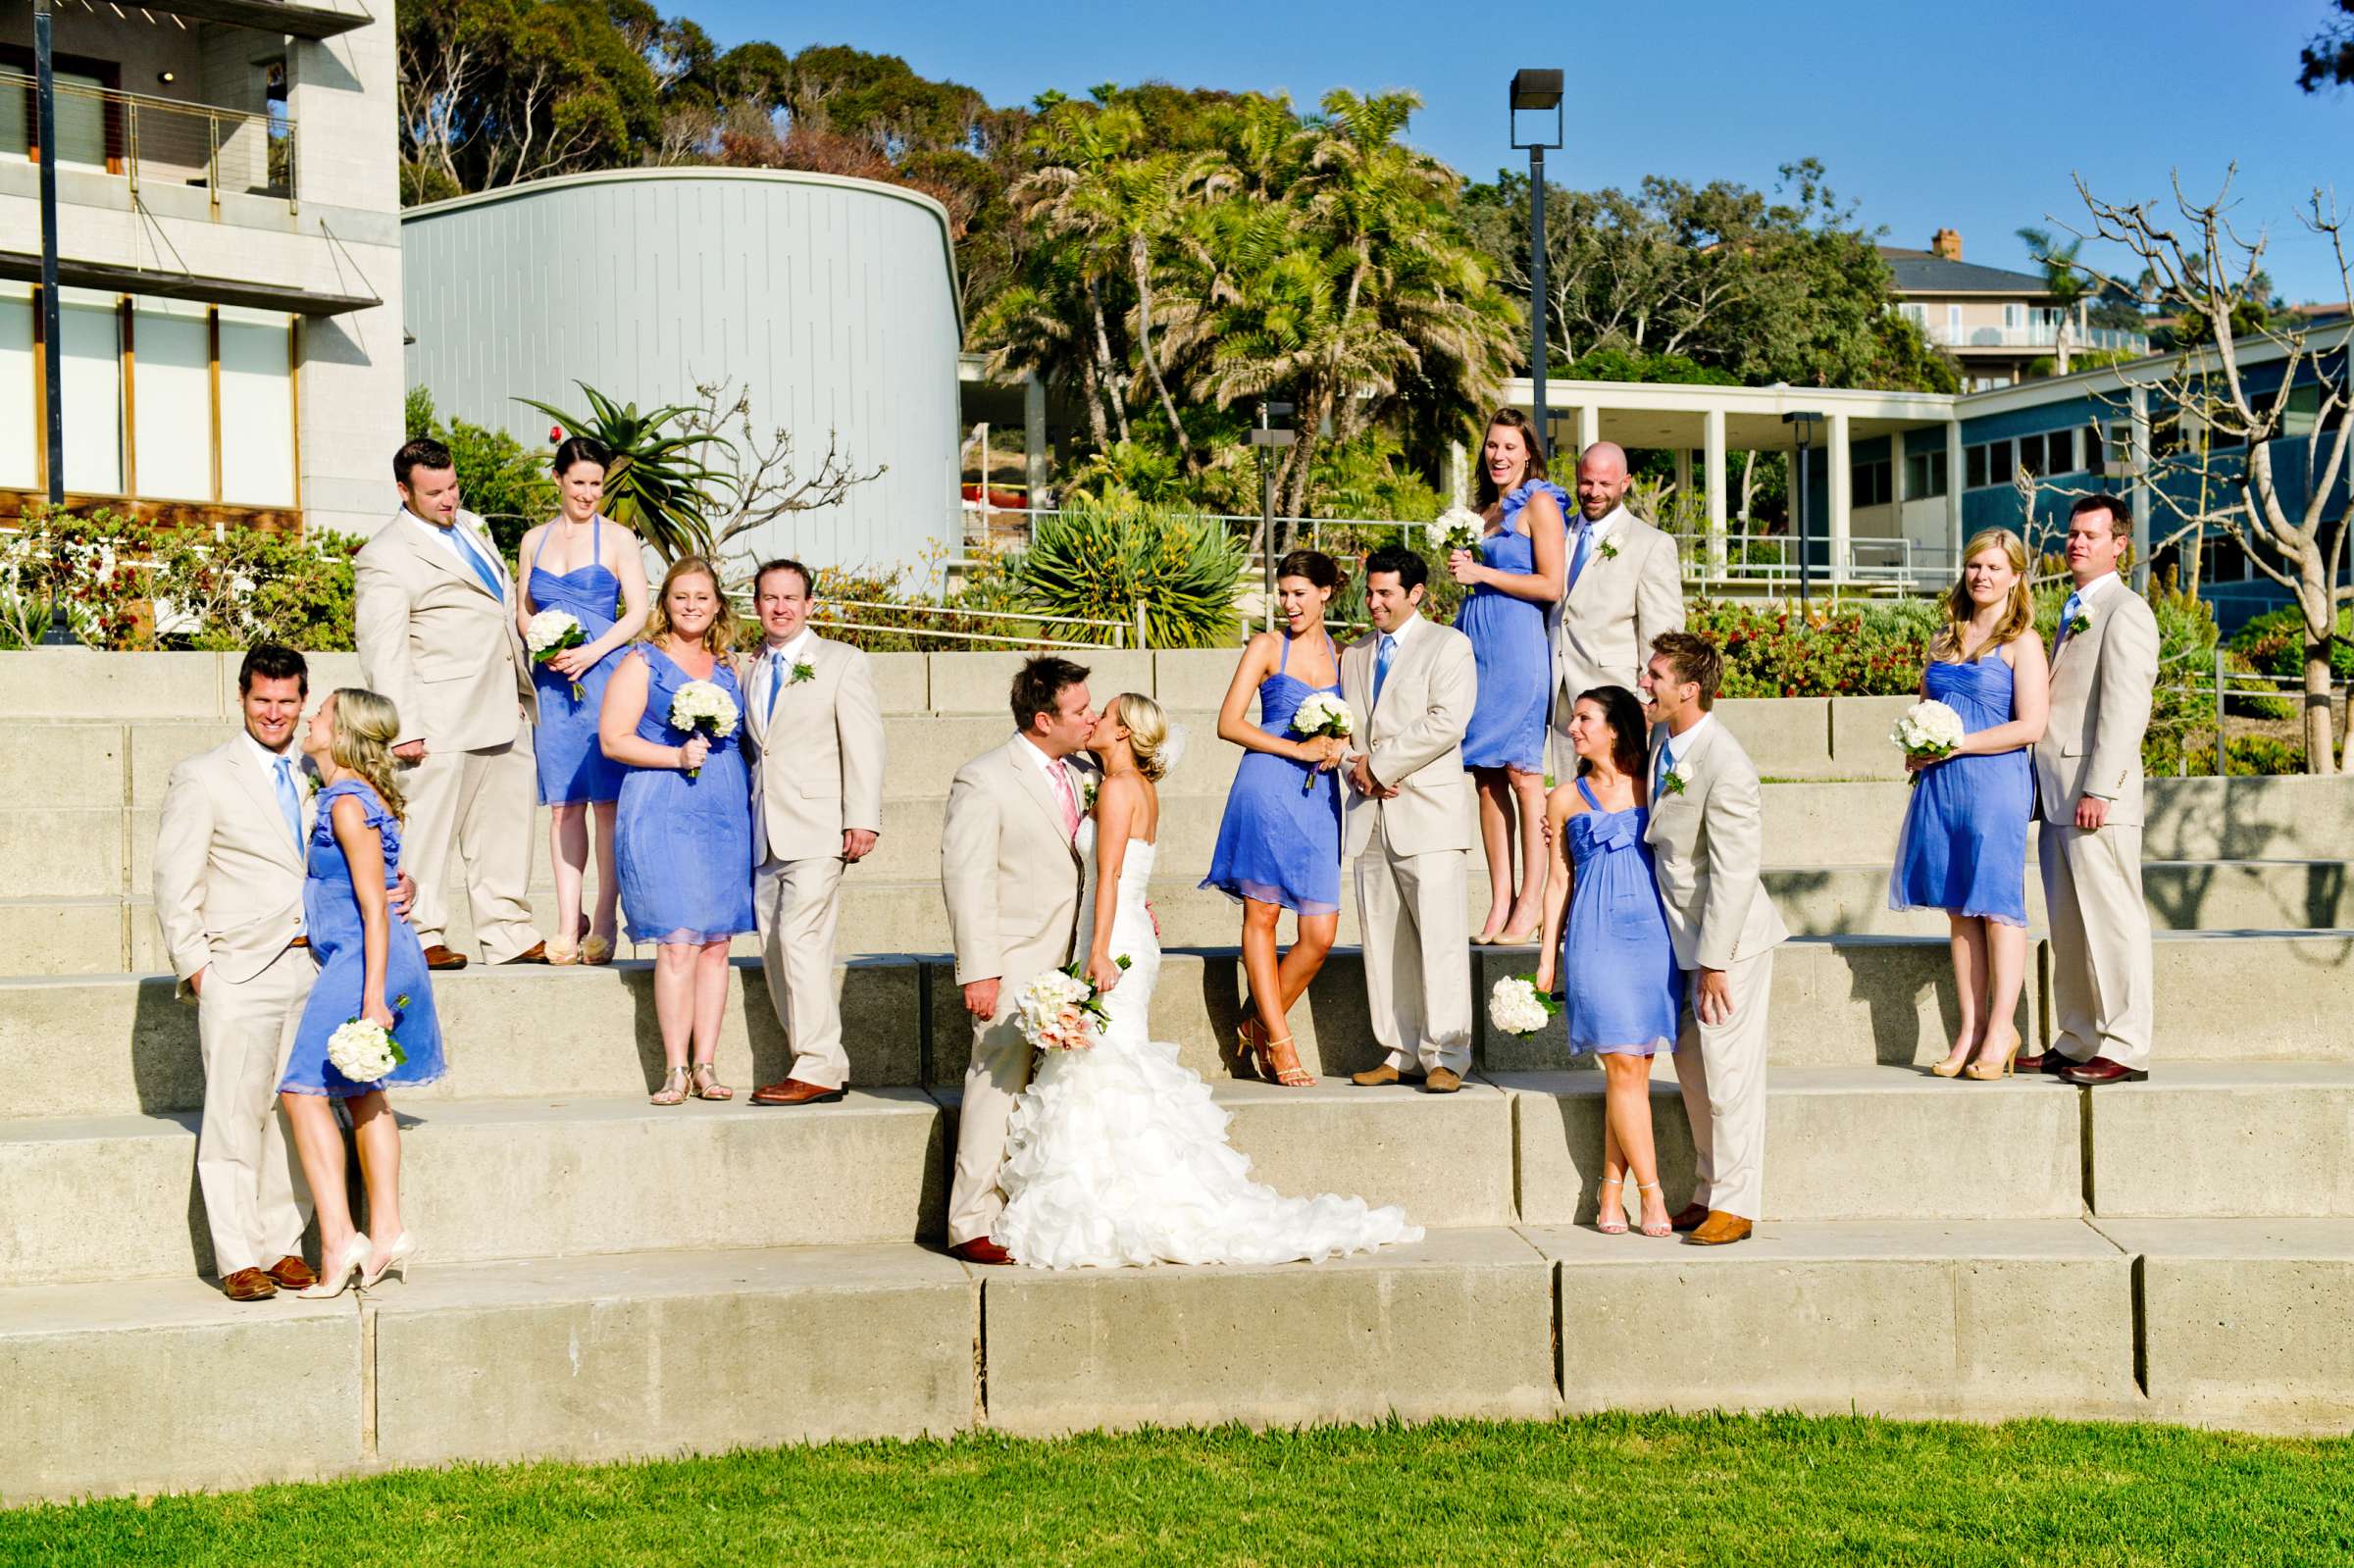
[1427, 505, 1485, 562]
[1016, 957, 1131, 1052]
[326, 993, 411, 1084]
[1487, 975, 1561, 1038]
[1289, 690, 1355, 794]
[1891, 699, 1967, 763]
[669, 679, 740, 780]
[525, 610, 588, 699]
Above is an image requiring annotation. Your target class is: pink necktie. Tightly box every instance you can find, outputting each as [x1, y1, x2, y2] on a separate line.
[1050, 762, 1079, 835]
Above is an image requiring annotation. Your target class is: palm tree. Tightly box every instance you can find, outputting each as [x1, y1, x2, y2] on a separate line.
[515, 383, 734, 565]
[2018, 225, 2094, 374]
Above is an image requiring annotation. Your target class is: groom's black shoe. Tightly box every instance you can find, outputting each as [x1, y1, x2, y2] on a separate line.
[948, 1239, 1013, 1266]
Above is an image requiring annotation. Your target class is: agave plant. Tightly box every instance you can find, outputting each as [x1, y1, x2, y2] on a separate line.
[1015, 493, 1246, 649]
[515, 383, 734, 565]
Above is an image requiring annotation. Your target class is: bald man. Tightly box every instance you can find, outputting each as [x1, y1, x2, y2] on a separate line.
[1552, 441, 1685, 780]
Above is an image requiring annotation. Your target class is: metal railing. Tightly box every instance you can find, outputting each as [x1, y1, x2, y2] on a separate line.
[0, 73, 295, 210]
[2167, 651, 2351, 775]
[1919, 320, 2148, 354]
[730, 585, 1142, 652]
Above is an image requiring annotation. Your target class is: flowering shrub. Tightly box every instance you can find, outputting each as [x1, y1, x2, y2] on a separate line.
[1686, 599, 1930, 698]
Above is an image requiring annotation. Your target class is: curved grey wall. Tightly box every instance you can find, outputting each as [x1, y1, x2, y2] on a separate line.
[401, 168, 961, 574]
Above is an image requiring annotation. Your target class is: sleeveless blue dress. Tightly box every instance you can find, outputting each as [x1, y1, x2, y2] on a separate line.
[528, 517, 626, 806]
[1458, 481, 1566, 773]
[1560, 779, 1682, 1056]
[614, 645, 757, 946]
[1888, 653, 2032, 927]
[1200, 632, 1345, 917]
[281, 780, 445, 1097]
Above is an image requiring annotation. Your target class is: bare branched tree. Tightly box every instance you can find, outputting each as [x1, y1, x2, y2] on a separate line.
[681, 380, 888, 581]
[2061, 170, 2353, 771]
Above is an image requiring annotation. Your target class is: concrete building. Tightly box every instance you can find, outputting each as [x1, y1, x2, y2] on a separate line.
[401, 168, 965, 575]
[1881, 228, 2148, 390]
[0, 0, 404, 538]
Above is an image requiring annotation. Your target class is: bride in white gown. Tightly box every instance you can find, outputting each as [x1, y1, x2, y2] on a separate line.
[993, 693, 1423, 1270]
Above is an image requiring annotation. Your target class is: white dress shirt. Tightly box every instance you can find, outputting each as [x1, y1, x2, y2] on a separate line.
[409, 511, 504, 597]
[2072, 571, 2121, 606]
[1570, 503, 1628, 552]
[758, 629, 816, 712]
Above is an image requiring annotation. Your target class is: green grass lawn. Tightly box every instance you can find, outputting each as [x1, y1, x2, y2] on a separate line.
[11, 1412, 2352, 1566]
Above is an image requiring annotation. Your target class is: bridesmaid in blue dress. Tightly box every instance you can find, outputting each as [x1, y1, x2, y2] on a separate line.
[1450, 409, 1566, 946]
[1889, 527, 2048, 1081]
[600, 555, 756, 1106]
[279, 688, 444, 1296]
[1533, 684, 1681, 1239]
[515, 436, 649, 966]
[1203, 549, 1349, 1087]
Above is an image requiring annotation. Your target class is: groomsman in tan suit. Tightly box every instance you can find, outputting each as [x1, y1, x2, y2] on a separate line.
[1553, 441, 1685, 781]
[1640, 631, 1788, 1246]
[742, 560, 886, 1107]
[2021, 496, 2159, 1085]
[940, 657, 1095, 1263]
[1340, 545, 1479, 1092]
[354, 437, 545, 968]
[153, 647, 325, 1300]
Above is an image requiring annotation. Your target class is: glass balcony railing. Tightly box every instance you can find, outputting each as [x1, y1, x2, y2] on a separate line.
[1918, 318, 2148, 354]
[0, 72, 295, 211]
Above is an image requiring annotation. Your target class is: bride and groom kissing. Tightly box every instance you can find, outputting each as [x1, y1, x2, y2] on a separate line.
[939, 656, 1419, 1270]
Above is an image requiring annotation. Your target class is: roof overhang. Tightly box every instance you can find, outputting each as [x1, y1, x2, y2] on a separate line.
[0, 252, 380, 316]
[120, 0, 372, 39]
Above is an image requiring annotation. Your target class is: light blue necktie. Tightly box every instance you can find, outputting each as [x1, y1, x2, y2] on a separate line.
[765, 650, 788, 724]
[1372, 633, 1396, 705]
[1654, 737, 1675, 793]
[1567, 523, 1593, 591]
[273, 756, 303, 851]
[445, 526, 503, 601]
[2062, 589, 2084, 626]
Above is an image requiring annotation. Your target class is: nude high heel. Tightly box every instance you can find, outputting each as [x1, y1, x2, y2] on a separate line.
[361, 1232, 417, 1290]
[1965, 1034, 2023, 1082]
[300, 1235, 371, 1299]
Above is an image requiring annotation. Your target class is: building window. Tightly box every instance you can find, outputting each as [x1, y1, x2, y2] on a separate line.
[60, 287, 124, 493]
[1851, 457, 1892, 508]
[1906, 449, 1949, 499]
[2085, 422, 2108, 477]
[131, 299, 214, 501]
[0, 282, 34, 488]
[1966, 443, 1988, 490]
[2019, 429, 2075, 478]
[2003, 303, 2022, 330]
[0, 50, 123, 173]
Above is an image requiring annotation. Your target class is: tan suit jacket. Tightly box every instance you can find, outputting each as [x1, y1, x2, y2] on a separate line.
[1338, 617, 1478, 859]
[153, 736, 320, 992]
[1557, 510, 1685, 707]
[2035, 586, 2159, 826]
[1644, 718, 1788, 972]
[353, 508, 537, 751]
[942, 736, 1087, 987]
[743, 634, 886, 863]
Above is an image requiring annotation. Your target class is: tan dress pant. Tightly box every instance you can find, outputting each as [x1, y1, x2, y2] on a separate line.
[195, 944, 315, 1276]
[948, 991, 1034, 1247]
[1670, 947, 1774, 1222]
[1356, 815, 1472, 1077]
[754, 853, 849, 1089]
[2039, 822, 2153, 1070]
[403, 732, 541, 961]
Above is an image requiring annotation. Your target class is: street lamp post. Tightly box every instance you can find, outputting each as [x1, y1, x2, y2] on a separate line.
[1248, 401, 1295, 633]
[1510, 70, 1563, 457]
[33, 0, 73, 644]
[1782, 411, 1824, 608]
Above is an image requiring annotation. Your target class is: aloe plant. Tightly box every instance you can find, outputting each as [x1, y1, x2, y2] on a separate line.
[515, 383, 733, 565]
[1015, 494, 1246, 649]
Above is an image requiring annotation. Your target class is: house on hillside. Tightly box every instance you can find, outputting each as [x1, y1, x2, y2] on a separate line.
[1881, 228, 2148, 391]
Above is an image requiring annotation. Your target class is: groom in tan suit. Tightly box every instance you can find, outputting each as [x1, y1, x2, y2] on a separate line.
[743, 559, 886, 1107]
[2020, 496, 2159, 1085]
[1553, 441, 1685, 780]
[1641, 631, 1787, 1246]
[940, 656, 1095, 1264]
[354, 437, 544, 968]
[1340, 545, 1478, 1092]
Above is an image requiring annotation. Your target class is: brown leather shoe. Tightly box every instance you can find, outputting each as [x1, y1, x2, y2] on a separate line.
[423, 944, 469, 971]
[1423, 1067, 1463, 1093]
[751, 1077, 847, 1106]
[221, 1267, 278, 1301]
[1685, 1210, 1754, 1246]
[1350, 1063, 1425, 1087]
[949, 1238, 1013, 1266]
[264, 1254, 317, 1291]
[499, 941, 550, 965]
[1669, 1201, 1711, 1233]
[2062, 1055, 2148, 1086]
[2015, 1049, 2070, 1076]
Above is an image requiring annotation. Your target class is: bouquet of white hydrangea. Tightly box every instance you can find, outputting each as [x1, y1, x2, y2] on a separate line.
[1891, 698, 1967, 763]
[1016, 957, 1129, 1052]
[524, 609, 588, 699]
[1427, 505, 1486, 562]
[669, 679, 740, 780]
[1289, 691, 1355, 794]
[1486, 975, 1561, 1037]
[325, 993, 412, 1084]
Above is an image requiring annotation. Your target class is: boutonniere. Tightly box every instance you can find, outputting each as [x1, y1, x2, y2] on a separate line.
[791, 660, 816, 685]
[1598, 538, 1620, 562]
[304, 773, 322, 797]
[1081, 780, 1099, 814]
[1659, 768, 1688, 797]
[2065, 614, 2091, 637]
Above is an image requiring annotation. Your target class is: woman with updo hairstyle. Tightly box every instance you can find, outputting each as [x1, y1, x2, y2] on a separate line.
[278, 687, 446, 1296]
[1203, 548, 1349, 1088]
[515, 434, 650, 965]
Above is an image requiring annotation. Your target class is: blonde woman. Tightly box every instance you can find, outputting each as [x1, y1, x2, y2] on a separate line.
[991, 694, 1421, 1269]
[279, 688, 443, 1297]
[1888, 527, 2049, 1080]
[600, 557, 756, 1106]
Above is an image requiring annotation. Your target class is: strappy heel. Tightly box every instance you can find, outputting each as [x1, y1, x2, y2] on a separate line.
[1596, 1176, 1630, 1235]
[650, 1065, 691, 1106]
[691, 1062, 733, 1101]
[1636, 1182, 1673, 1238]
[1255, 1032, 1315, 1088]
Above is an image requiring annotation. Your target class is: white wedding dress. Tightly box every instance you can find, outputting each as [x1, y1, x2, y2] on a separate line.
[993, 820, 1423, 1269]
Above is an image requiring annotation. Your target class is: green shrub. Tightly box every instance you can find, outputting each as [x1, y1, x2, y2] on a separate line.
[1015, 494, 1247, 649]
[2230, 604, 2354, 685]
[0, 508, 152, 649]
[1686, 599, 1927, 698]
[2165, 733, 2307, 777]
[147, 528, 359, 651]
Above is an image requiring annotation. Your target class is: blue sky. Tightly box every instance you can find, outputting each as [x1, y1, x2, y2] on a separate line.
[685, 0, 2352, 302]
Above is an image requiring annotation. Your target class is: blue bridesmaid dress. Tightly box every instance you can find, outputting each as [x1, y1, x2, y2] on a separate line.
[1200, 632, 1344, 917]
[1887, 654, 2032, 926]
[613, 645, 757, 946]
[1559, 779, 1682, 1055]
[528, 517, 626, 807]
[281, 780, 445, 1097]
[1458, 481, 1566, 773]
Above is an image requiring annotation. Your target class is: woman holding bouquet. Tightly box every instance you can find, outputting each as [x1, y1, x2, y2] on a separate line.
[1533, 684, 1679, 1239]
[1452, 409, 1567, 945]
[1203, 550, 1349, 1088]
[1888, 527, 2047, 1081]
[515, 436, 650, 966]
[601, 556, 755, 1105]
[279, 688, 444, 1296]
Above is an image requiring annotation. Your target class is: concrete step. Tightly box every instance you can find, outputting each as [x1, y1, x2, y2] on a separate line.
[1766, 859, 2354, 937]
[2084, 1063, 2354, 1219]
